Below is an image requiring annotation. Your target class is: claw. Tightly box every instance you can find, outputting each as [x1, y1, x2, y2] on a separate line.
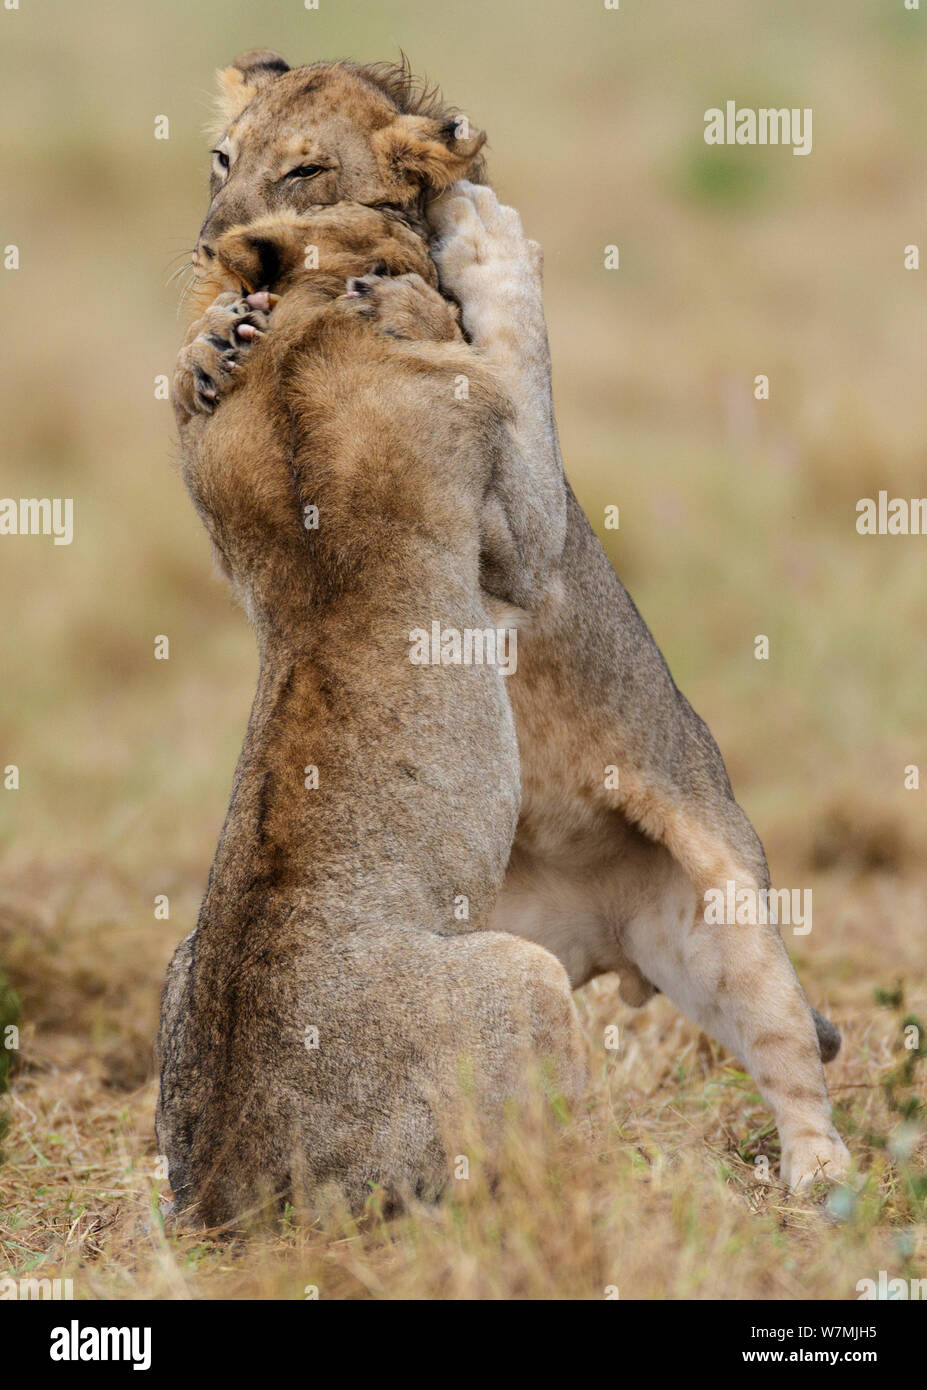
[245, 291, 279, 312]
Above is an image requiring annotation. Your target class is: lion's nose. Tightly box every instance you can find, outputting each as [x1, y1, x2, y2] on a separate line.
[191, 242, 216, 276]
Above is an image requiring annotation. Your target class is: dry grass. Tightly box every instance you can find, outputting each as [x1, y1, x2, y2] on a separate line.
[0, 870, 924, 1298]
[1, 0, 925, 1298]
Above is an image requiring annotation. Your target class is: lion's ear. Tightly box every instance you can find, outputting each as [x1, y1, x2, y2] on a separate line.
[372, 113, 486, 191]
[216, 221, 302, 292]
[214, 49, 290, 130]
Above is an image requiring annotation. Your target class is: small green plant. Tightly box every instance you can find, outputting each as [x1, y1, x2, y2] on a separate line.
[883, 1013, 926, 1124]
[868, 985, 927, 1221]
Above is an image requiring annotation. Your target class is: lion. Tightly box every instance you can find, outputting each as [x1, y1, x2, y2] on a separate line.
[174, 51, 848, 1189]
[158, 198, 586, 1226]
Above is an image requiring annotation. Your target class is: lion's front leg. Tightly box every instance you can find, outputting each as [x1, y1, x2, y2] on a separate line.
[172, 291, 276, 424]
[427, 182, 566, 602]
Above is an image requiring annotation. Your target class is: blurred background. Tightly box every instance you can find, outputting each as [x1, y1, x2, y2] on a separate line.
[0, 0, 924, 1294]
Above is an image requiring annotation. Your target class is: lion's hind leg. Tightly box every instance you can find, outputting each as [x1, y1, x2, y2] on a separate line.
[601, 835, 850, 1190]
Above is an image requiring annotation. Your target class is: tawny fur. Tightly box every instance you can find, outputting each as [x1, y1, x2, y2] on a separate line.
[164, 52, 849, 1192]
[158, 203, 585, 1226]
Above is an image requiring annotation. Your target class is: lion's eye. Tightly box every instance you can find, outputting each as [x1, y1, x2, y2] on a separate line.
[286, 163, 324, 180]
[211, 149, 230, 172]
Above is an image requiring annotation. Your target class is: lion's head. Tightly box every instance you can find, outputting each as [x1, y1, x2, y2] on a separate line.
[193, 52, 486, 279]
[189, 202, 439, 316]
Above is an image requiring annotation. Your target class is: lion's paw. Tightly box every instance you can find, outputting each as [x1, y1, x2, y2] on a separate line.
[337, 272, 460, 343]
[781, 1130, 850, 1192]
[173, 291, 275, 416]
[426, 181, 543, 343]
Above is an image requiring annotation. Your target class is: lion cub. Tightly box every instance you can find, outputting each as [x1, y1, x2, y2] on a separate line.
[157, 204, 585, 1226]
[184, 54, 848, 1190]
